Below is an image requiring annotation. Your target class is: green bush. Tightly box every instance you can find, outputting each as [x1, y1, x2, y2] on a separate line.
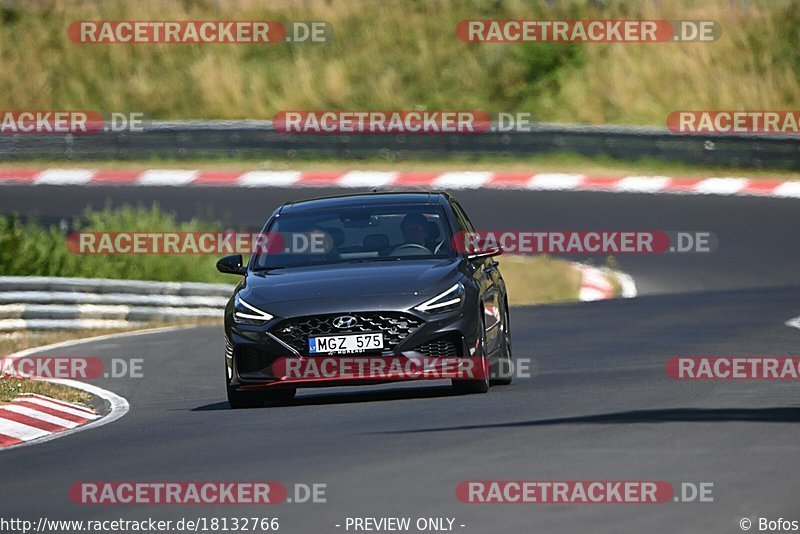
[0, 205, 235, 283]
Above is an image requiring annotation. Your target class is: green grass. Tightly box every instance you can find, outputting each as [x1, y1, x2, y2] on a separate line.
[0, 379, 92, 404]
[0, 0, 796, 125]
[498, 254, 583, 306]
[0, 205, 236, 283]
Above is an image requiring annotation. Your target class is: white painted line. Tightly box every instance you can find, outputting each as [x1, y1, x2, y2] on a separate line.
[1, 405, 80, 428]
[772, 182, 800, 198]
[21, 393, 97, 414]
[34, 169, 95, 185]
[137, 169, 198, 186]
[527, 173, 585, 190]
[19, 397, 100, 419]
[0, 418, 51, 440]
[238, 170, 302, 187]
[21, 395, 96, 416]
[785, 316, 800, 330]
[615, 176, 671, 193]
[337, 171, 397, 188]
[432, 171, 494, 189]
[693, 177, 749, 195]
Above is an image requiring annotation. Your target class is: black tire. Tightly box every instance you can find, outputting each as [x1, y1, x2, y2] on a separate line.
[491, 301, 513, 386]
[227, 386, 267, 409]
[452, 311, 490, 394]
[227, 385, 296, 409]
[226, 363, 296, 408]
[264, 388, 297, 403]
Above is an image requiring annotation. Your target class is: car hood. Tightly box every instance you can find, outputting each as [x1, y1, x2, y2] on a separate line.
[241, 258, 461, 306]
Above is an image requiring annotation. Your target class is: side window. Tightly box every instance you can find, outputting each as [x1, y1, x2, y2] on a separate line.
[451, 201, 481, 256]
[451, 202, 475, 233]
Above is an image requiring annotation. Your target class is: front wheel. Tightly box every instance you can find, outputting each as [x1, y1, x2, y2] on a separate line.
[226, 364, 296, 408]
[452, 312, 490, 394]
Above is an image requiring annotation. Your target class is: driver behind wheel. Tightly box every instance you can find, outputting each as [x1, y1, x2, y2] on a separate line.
[400, 213, 430, 249]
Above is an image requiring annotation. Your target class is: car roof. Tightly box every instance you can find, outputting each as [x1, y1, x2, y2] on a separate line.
[279, 191, 450, 214]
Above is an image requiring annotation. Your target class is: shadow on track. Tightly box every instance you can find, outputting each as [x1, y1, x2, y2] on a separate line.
[371, 407, 800, 434]
[192, 384, 458, 411]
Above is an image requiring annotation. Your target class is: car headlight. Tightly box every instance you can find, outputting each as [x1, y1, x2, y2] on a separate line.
[414, 282, 465, 314]
[233, 295, 274, 325]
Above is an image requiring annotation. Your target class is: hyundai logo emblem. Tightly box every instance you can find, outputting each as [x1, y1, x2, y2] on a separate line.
[332, 315, 358, 329]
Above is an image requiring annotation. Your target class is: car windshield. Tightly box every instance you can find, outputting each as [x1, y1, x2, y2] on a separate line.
[251, 204, 455, 270]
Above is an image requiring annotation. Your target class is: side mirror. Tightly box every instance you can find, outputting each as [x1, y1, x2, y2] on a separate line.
[216, 254, 246, 275]
[466, 238, 503, 260]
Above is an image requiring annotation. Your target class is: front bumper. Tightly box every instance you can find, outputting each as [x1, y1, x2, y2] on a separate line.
[226, 307, 479, 390]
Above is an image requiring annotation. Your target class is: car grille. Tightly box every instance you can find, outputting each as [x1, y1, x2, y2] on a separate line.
[414, 334, 461, 358]
[271, 312, 424, 354]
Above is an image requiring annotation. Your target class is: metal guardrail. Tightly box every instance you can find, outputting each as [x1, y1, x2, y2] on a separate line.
[0, 277, 232, 330]
[0, 120, 797, 170]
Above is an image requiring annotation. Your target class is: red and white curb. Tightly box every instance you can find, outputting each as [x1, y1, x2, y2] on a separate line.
[0, 328, 202, 451]
[575, 263, 637, 302]
[0, 169, 799, 198]
[0, 393, 98, 448]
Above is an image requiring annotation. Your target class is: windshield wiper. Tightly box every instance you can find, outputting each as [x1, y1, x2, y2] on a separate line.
[344, 257, 402, 263]
[251, 265, 288, 272]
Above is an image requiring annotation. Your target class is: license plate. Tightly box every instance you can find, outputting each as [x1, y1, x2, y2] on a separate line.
[308, 333, 384, 354]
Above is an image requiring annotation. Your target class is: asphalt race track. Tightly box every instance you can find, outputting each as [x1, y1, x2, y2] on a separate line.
[1, 185, 799, 533]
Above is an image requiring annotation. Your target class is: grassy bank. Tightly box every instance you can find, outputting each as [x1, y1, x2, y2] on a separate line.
[0, 0, 796, 125]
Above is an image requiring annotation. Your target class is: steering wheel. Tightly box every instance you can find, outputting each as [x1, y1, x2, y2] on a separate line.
[390, 243, 431, 255]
